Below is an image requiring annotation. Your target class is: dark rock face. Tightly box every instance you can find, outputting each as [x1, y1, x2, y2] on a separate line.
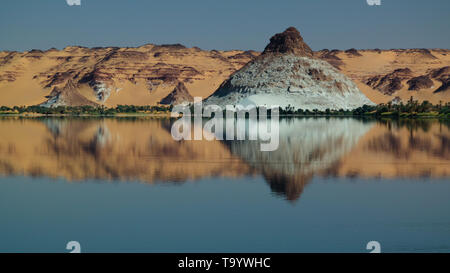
[373, 48, 382, 54]
[366, 68, 413, 95]
[158, 44, 186, 49]
[345, 48, 362, 57]
[25, 49, 44, 59]
[262, 27, 313, 57]
[430, 66, 450, 79]
[367, 65, 450, 94]
[45, 71, 78, 88]
[159, 81, 193, 105]
[393, 48, 437, 59]
[434, 78, 450, 93]
[429, 66, 450, 93]
[407, 75, 433, 90]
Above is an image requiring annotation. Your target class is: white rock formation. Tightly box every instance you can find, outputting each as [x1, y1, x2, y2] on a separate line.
[205, 27, 375, 110]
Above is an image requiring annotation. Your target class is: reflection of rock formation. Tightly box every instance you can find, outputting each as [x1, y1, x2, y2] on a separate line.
[0, 118, 449, 201]
[225, 118, 374, 200]
[0, 118, 249, 182]
[336, 120, 450, 177]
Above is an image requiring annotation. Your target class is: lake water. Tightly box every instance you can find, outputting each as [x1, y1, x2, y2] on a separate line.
[0, 117, 449, 253]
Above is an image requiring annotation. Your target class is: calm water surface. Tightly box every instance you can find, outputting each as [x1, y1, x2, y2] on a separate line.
[0, 117, 449, 252]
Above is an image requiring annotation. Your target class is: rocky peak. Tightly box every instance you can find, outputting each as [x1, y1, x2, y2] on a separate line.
[159, 81, 193, 105]
[40, 79, 98, 108]
[262, 27, 313, 57]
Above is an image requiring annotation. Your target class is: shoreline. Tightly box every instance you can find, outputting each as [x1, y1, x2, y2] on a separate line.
[0, 113, 448, 120]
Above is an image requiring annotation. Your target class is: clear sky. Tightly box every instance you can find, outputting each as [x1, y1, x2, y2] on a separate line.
[0, 0, 449, 52]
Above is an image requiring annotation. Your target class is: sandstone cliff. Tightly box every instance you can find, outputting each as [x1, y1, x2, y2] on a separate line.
[0, 44, 257, 107]
[314, 49, 450, 104]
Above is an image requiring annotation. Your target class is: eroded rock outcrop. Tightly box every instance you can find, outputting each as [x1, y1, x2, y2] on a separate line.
[1, 35, 449, 106]
[407, 75, 434, 91]
[262, 27, 313, 57]
[429, 66, 450, 93]
[435, 78, 450, 93]
[205, 27, 374, 110]
[345, 48, 362, 57]
[40, 80, 98, 107]
[0, 44, 258, 107]
[159, 81, 193, 105]
[314, 48, 450, 104]
[366, 68, 413, 95]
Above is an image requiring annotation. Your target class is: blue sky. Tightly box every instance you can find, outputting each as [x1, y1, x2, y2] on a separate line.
[0, 0, 449, 52]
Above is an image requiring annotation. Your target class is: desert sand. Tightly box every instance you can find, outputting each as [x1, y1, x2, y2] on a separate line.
[0, 45, 449, 107]
[322, 49, 450, 104]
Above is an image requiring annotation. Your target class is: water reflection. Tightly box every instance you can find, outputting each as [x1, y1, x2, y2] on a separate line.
[0, 117, 449, 201]
[225, 118, 373, 200]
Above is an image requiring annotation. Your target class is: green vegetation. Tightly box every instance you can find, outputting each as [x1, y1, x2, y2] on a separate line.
[1, 98, 449, 119]
[279, 98, 450, 119]
[0, 105, 172, 116]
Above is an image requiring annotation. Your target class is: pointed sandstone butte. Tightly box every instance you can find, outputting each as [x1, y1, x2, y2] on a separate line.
[262, 26, 313, 57]
[40, 79, 98, 107]
[205, 27, 374, 110]
[159, 81, 193, 105]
